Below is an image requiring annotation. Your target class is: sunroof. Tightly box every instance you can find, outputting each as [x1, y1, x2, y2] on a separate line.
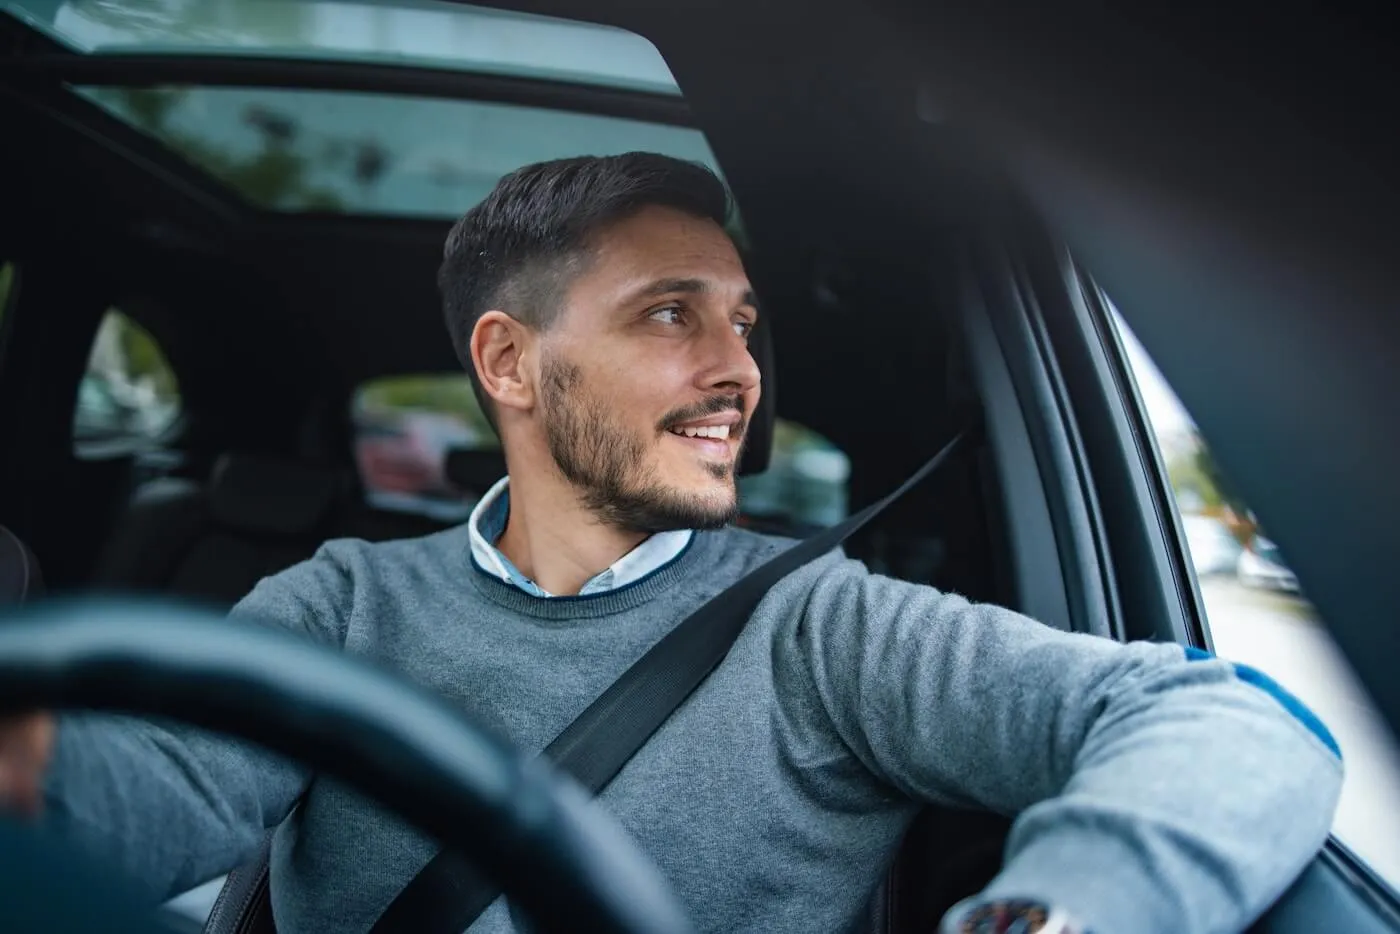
[6, 0, 681, 95]
[75, 85, 721, 218]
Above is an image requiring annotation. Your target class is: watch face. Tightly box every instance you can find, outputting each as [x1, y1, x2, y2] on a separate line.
[956, 899, 1055, 934]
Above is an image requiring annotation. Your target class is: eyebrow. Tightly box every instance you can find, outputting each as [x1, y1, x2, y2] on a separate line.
[635, 277, 760, 310]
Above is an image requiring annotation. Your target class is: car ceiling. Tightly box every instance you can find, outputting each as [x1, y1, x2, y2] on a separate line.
[3, 0, 1397, 737]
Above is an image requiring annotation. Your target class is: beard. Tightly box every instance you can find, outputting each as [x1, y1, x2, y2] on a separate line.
[539, 354, 746, 534]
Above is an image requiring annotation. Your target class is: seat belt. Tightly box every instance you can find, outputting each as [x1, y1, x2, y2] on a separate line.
[369, 425, 975, 934]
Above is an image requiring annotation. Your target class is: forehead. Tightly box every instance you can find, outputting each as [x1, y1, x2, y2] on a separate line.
[580, 205, 748, 292]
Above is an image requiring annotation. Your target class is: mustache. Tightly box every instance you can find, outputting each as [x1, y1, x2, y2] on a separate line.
[657, 394, 747, 434]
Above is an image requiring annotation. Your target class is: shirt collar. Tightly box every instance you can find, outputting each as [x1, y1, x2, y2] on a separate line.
[467, 476, 693, 598]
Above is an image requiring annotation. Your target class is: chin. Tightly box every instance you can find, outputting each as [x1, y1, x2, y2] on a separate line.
[645, 483, 739, 533]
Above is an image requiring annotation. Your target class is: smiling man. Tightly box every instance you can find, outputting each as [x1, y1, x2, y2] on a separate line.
[447, 166, 762, 597]
[1, 153, 1343, 934]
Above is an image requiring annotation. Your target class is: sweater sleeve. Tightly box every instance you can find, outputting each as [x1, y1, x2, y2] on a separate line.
[41, 541, 360, 900]
[791, 556, 1343, 934]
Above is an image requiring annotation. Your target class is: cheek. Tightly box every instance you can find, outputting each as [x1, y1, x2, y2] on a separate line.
[599, 353, 692, 411]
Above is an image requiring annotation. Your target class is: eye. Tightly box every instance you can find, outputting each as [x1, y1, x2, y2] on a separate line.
[648, 305, 684, 325]
[733, 319, 755, 339]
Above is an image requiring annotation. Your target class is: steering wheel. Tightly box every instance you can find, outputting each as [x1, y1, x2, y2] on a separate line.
[0, 597, 693, 934]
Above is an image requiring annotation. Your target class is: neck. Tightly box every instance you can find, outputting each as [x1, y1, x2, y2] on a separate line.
[495, 467, 649, 597]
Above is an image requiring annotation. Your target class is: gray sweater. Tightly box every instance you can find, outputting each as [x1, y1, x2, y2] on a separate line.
[44, 524, 1342, 934]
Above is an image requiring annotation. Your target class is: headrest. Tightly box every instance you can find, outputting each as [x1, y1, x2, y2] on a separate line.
[0, 525, 43, 604]
[738, 314, 775, 476]
[208, 454, 343, 537]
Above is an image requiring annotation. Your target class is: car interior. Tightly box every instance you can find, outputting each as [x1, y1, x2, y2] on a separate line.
[1, 1, 1398, 933]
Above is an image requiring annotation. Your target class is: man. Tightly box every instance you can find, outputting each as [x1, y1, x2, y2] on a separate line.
[0, 153, 1342, 934]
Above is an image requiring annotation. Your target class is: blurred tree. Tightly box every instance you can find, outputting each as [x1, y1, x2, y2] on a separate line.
[1167, 447, 1218, 509]
[96, 88, 346, 212]
[357, 374, 498, 444]
[1193, 445, 1249, 515]
[1167, 442, 1256, 543]
[112, 312, 179, 403]
[0, 263, 15, 330]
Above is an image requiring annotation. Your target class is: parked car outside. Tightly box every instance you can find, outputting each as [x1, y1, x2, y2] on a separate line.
[1238, 535, 1301, 594]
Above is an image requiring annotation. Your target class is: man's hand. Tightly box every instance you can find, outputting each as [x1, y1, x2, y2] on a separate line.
[0, 713, 55, 816]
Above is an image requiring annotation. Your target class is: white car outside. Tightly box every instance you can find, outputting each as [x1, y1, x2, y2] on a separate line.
[1237, 536, 1301, 593]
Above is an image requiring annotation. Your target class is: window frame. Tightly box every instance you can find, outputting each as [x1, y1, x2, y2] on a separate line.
[1030, 253, 1400, 921]
[938, 179, 1400, 922]
[1086, 276, 1400, 910]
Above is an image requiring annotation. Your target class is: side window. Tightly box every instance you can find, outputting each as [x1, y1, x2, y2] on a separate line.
[0, 262, 15, 329]
[1111, 307, 1400, 891]
[0, 262, 16, 356]
[73, 310, 182, 456]
[737, 419, 850, 532]
[351, 374, 498, 522]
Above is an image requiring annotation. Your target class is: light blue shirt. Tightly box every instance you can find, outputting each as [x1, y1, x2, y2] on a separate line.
[466, 476, 694, 597]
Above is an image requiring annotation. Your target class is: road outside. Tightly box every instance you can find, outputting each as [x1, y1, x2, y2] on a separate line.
[1200, 577, 1400, 891]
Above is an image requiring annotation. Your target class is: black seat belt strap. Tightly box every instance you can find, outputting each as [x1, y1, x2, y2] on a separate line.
[370, 425, 975, 934]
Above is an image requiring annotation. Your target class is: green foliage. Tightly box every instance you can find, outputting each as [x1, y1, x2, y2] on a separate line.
[1167, 449, 1217, 509]
[0, 263, 14, 330]
[1167, 444, 1249, 515]
[95, 87, 346, 212]
[110, 311, 179, 404]
[357, 374, 497, 443]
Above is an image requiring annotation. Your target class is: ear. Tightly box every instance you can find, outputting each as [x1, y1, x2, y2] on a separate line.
[470, 311, 536, 414]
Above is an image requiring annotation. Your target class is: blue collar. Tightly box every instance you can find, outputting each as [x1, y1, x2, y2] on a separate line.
[466, 476, 694, 598]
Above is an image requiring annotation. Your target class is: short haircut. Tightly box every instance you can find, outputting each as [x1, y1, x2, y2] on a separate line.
[439, 152, 733, 427]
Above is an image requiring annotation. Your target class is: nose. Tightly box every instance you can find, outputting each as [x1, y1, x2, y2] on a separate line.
[696, 322, 762, 399]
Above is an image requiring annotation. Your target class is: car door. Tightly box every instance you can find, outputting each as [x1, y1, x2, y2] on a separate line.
[978, 217, 1400, 932]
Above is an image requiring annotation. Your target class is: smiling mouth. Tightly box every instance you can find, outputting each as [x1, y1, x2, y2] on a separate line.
[664, 421, 744, 463]
[660, 396, 746, 455]
[667, 423, 733, 441]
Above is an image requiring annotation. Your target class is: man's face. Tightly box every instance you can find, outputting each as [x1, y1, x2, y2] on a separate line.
[533, 205, 761, 533]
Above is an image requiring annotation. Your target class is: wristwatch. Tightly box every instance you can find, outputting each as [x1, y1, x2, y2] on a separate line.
[939, 897, 1088, 934]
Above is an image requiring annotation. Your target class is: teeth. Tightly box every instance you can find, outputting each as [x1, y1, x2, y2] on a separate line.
[671, 424, 731, 440]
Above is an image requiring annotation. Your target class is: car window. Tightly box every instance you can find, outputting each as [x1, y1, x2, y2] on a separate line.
[1110, 307, 1400, 891]
[351, 374, 498, 523]
[7, 1, 718, 221]
[73, 86, 722, 219]
[73, 309, 182, 456]
[0, 262, 15, 371]
[351, 372, 850, 532]
[0, 261, 15, 336]
[0, 262, 14, 326]
[737, 420, 849, 532]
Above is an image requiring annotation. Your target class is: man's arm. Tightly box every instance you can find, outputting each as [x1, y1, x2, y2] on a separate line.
[788, 555, 1343, 934]
[36, 542, 359, 900]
